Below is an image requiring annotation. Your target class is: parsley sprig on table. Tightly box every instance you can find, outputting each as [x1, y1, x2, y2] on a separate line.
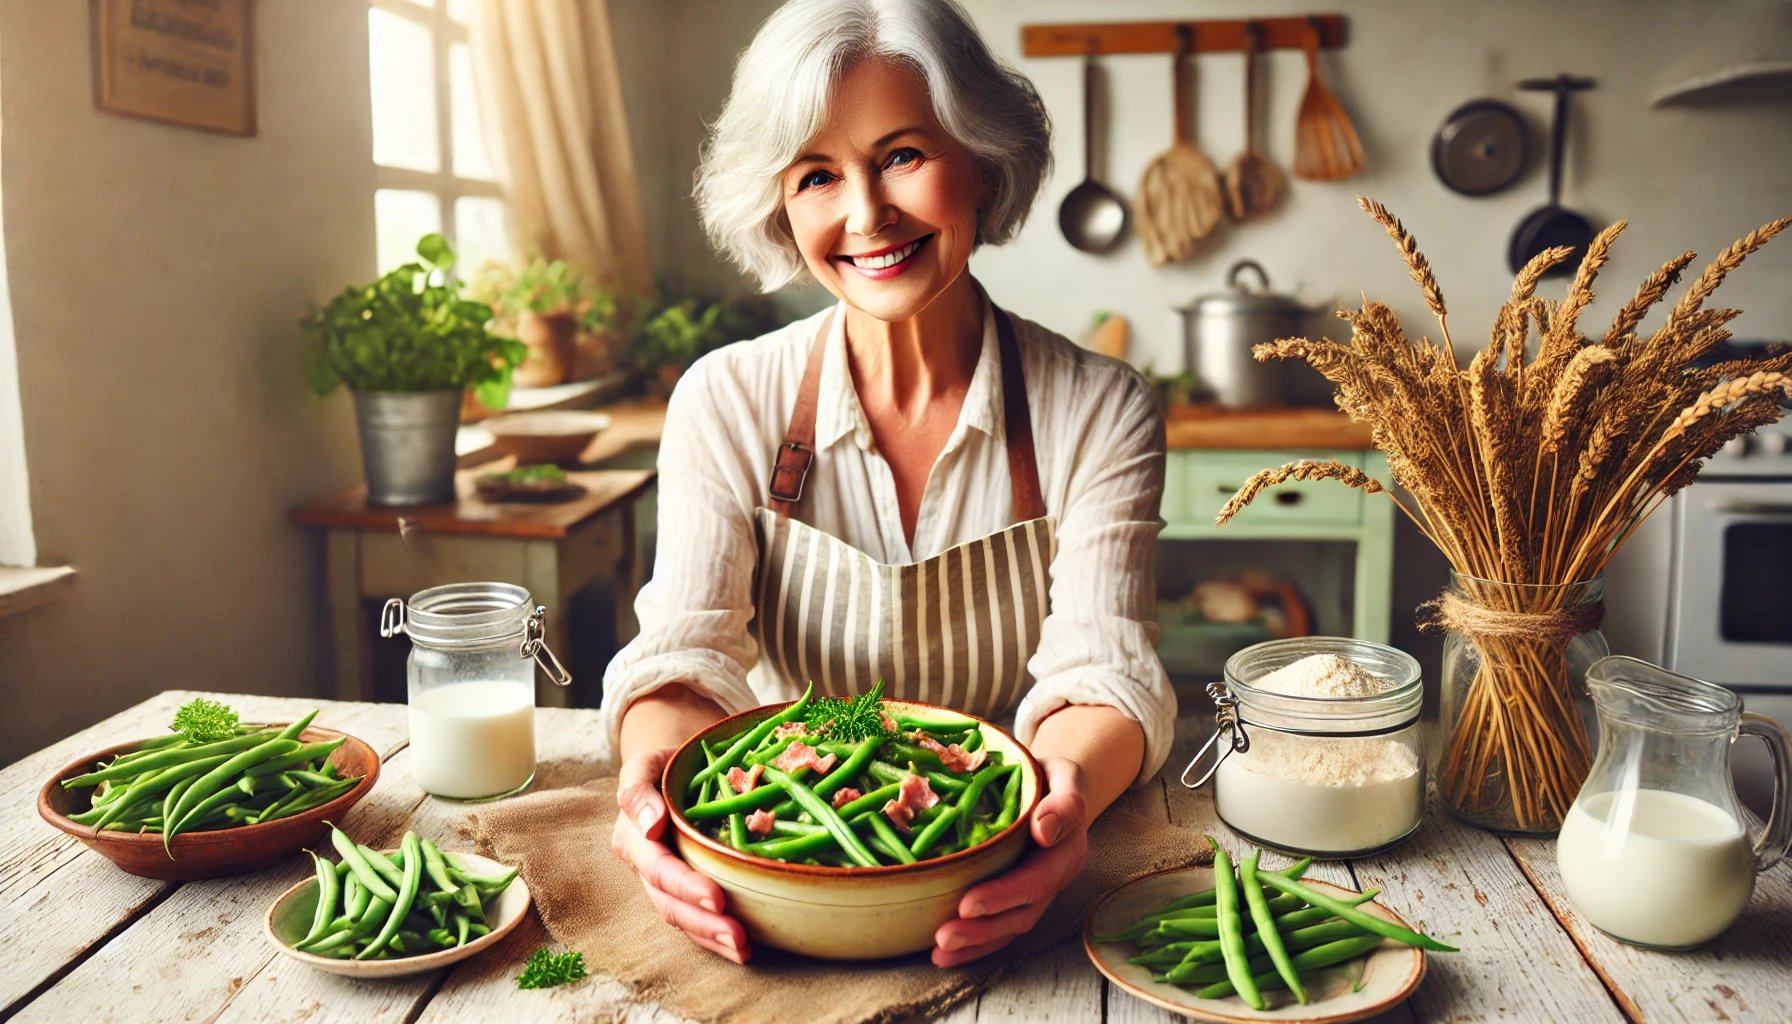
[170, 698, 239, 743]
[803, 679, 893, 742]
[516, 947, 588, 989]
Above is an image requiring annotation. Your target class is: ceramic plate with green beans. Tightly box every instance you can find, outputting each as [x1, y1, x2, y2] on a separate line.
[58, 699, 365, 855]
[1083, 842, 1453, 1021]
[263, 825, 533, 978]
[669, 682, 1035, 868]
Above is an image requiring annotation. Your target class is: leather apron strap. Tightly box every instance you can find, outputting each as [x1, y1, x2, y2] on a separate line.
[765, 305, 1044, 522]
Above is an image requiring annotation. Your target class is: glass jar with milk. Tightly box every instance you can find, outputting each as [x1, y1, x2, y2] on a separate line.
[1184, 637, 1425, 858]
[379, 583, 571, 801]
[1556, 656, 1791, 950]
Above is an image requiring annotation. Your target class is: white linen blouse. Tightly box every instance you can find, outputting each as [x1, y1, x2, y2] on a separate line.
[599, 299, 1176, 784]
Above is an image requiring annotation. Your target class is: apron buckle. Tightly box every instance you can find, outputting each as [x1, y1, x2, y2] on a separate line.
[769, 442, 814, 503]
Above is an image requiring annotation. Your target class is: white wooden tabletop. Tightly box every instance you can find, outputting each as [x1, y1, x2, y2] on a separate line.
[3, 691, 1787, 1023]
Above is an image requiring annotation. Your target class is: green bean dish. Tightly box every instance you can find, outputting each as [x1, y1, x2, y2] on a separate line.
[58, 700, 365, 854]
[677, 682, 1027, 868]
[1094, 839, 1456, 1010]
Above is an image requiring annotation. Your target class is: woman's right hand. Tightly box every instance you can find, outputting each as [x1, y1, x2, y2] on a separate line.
[612, 744, 752, 963]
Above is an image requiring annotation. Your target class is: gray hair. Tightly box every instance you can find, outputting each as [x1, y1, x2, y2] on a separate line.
[695, 0, 1051, 292]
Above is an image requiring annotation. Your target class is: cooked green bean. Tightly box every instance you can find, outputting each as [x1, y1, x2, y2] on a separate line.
[1256, 872, 1459, 952]
[953, 763, 1007, 846]
[762, 765, 879, 868]
[1240, 852, 1305, 1004]
[866, 811, 917, 864]
[687, 683, 814, 795]
[1208, 839, 1264, 1010]
[909, 804, 959, 857]
[993, 765, 1023, 831]
[812, 736, 881, 799]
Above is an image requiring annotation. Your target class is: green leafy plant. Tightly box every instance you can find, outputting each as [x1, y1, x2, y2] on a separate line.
[170, 698, 238, 744]
[468, 253, 618, 333]
[803, 680, 893, 743]
[301, 234, 527, 409]
[515, 947, 588, 989]
[627, 284, 780, 373]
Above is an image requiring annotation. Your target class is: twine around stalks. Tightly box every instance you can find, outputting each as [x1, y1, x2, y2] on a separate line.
[1423, 586, 1604, 831]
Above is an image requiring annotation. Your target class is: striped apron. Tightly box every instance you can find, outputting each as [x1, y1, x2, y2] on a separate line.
[751, 306, 1055, 721]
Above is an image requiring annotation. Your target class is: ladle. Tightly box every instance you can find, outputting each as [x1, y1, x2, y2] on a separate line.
[1058, 51, 1127, 253]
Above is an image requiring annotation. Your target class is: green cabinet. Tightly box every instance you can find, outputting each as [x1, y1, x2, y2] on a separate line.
[1158, 449, 1394, 662]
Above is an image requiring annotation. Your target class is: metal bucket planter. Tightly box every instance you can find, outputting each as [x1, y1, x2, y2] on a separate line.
[352, 389, 461, 506]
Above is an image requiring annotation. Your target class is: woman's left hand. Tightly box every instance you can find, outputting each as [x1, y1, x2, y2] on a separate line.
[931, 756, 1089, 967]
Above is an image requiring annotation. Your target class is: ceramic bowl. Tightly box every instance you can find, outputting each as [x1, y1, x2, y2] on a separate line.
[662, 699, 1041, 960]
[264, 848, 531, 978]
[1084, 866, 1426, 1023]
[38, 725, 380, 881]
[483, 411, 611, 466]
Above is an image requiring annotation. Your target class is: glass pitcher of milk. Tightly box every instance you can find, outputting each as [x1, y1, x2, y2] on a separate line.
[1556, 656, 1790, 949]
[380, 583, 571, 801]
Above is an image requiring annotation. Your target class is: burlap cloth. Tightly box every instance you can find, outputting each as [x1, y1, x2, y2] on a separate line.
[461, 777, 1208, 1024]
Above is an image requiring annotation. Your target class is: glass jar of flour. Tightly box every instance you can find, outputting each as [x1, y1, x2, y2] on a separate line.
[1184, 637, 1425, 858]
[380, 583, 570, 801]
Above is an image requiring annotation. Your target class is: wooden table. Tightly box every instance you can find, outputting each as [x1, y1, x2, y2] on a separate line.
[5, 693, 1786, 1023]
[292, 469, 655, 710]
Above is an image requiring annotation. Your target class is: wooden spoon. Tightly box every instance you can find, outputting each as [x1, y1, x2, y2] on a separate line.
[1294, 18, 1363, 180]
[1136, 26, 1225, 266]
[1224, 23, 1284, 221]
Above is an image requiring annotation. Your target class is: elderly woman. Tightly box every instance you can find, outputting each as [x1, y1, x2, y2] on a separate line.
[602, 0, 1174, 966]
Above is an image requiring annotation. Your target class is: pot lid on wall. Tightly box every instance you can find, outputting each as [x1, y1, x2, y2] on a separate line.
[1651, 3, 1792, 106]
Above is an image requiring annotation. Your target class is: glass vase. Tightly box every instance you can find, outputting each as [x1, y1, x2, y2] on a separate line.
[1436, 573, 1608, 836]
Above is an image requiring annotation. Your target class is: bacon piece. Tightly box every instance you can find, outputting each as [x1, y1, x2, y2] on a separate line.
[831, 787, 862, 810]
[881, 773, 941, 833]
[773, 721, 808, 740]
[745, 809, 776, 836]
[912, 733, 988, 774]
[725, 764, 764, 795]
[770, 740, 838, 776]
[882, 713, 899, 732]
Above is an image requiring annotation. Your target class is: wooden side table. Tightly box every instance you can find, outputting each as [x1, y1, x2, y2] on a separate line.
[293, 468, 655, 709]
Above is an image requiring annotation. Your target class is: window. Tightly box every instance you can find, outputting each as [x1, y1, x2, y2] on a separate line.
[368, 0, 510, 276]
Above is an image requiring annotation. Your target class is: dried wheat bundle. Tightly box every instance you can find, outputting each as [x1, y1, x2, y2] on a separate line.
[1217, 198, 1792, 830]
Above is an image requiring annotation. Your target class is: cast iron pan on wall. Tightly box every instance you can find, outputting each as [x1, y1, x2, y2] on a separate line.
[1507, 74, 1597, 278]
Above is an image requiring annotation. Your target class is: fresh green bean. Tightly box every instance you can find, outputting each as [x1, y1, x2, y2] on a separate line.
[1256, 872, 1459, 952]
[359, 842, 406, 889]
[454, 909, 471, 946]
[1160, 920, 1370, 982]
[62, 730, 282, 788]
[331, 828, 399, 903]
[866, 811, 916, 864]
[443, 852, 520, 893]
[687, 683, 814, 795]
[1096, 861, 1320, 943]
[259, 779, 358, 822]
[164, 736, 302, 846]
[421, 838, 458, 894]
[243, 738, 346, 778]
[1208, 839, 1264, 1010]
[1192, 934, 1388, 1000]
[303, 851, 340, 947]
[161, 775, 196, 833]
[762, 765, 879, 868]
[909, 804, 959, 857]
[359, 832, 422, 959]
[1240, 852, 1305, 1004]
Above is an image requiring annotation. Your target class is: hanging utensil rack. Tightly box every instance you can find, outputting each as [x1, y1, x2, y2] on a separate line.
[1021, 16, 1347, 58]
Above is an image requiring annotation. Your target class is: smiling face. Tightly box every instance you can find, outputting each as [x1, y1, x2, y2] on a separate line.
[780, 59, 990, 322]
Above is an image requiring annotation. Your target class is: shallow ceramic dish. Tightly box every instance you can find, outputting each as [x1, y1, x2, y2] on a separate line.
[483, 410, 610, 466]
[663, 698, 1041, 960]
[38, 725, 380, 881]
[1084, 866, 1426, 1023]
[264, 848, 530, 978]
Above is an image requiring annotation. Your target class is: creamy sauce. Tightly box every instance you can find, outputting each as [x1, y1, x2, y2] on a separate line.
[1556, 788, 1754, 948]
[408, 680, 535, 800]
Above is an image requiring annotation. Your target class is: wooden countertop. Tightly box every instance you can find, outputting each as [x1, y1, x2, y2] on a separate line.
[1164, 404, 1373, 450]
[9, 691, 1786, 1022]
[292, 468, 655, 540]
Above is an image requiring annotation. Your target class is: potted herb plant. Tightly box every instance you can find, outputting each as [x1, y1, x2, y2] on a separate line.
[469, 254, 618, 388]
[629, 287, 779, 395]
[302, 234, 525, 506]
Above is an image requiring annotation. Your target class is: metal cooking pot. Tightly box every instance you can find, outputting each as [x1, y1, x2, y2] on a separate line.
[1179, 260, 1314, 408]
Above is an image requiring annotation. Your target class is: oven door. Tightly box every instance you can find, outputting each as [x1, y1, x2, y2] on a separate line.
[1666, 481, 1792, 686]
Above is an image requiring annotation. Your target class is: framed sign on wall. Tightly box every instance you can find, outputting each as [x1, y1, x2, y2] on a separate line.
[90, 0, 256, 136]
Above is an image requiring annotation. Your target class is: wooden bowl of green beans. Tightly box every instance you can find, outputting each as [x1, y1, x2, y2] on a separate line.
[37, 719, 380, 881]
[661, 683, 1042, 960]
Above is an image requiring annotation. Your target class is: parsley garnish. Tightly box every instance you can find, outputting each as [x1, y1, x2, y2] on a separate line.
[516, 947, 588, 989]
[803, 679, 893, 742]
[171, 698, 238, 744]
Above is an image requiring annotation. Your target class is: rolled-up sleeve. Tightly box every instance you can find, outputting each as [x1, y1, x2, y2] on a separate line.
[597, 359, 764, 754]
[1013, 372, 1176, 786]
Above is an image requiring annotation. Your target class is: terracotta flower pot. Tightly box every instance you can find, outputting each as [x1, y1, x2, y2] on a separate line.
[513, 312, 577, 388]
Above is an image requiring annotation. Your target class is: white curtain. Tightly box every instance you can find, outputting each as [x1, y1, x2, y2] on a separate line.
[472, 0, 652, 294]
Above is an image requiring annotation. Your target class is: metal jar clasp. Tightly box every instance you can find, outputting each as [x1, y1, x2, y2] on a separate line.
[1181, 681, 1251, 789]
[522, 606, 572, 687]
